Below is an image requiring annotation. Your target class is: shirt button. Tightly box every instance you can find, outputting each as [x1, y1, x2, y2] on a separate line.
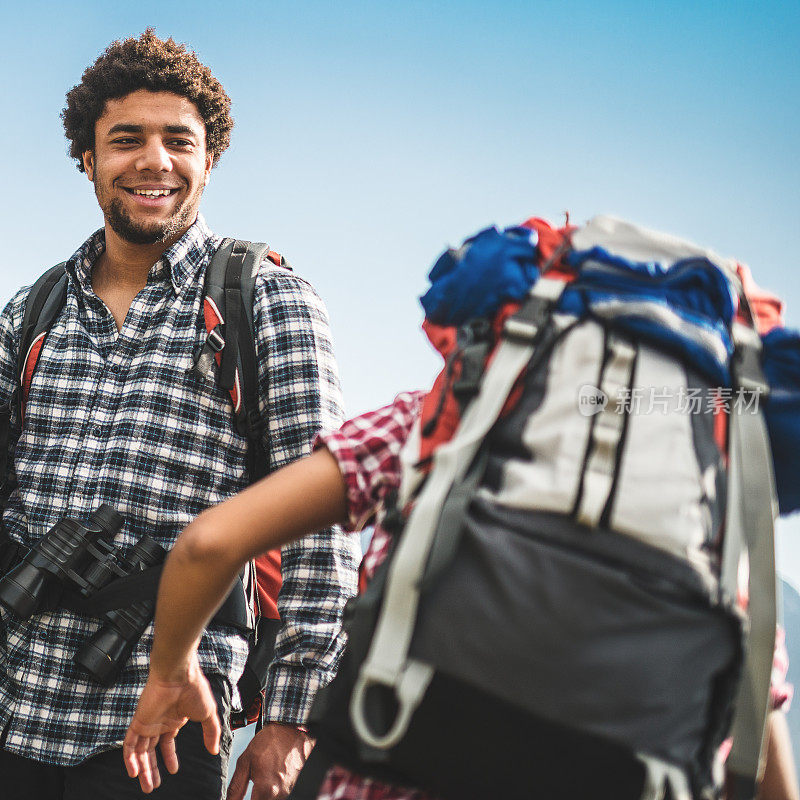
[92, 424, 102, 437]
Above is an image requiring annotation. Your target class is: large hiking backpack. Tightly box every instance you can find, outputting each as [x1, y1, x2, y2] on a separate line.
[296, 216, 782, 800]
[0, 238, 288, 727]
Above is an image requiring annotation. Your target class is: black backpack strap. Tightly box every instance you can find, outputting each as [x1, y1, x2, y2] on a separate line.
[200, 239, 273, 483]
[199, 240, 298, 723]
[0, 264, 68, 573]
[0, 264, 68, 495]
[236, 242, 272, 484]
[18, 264, 69, 385]
[59, 562, 252, 633]
[234, 617, 281, 723]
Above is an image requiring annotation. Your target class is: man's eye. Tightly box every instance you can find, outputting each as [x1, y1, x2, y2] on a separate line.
[111, 138, 138, 145]
[168, 140, 193, 148]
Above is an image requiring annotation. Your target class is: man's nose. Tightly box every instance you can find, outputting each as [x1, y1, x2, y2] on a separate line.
[135, 139, 173, 173]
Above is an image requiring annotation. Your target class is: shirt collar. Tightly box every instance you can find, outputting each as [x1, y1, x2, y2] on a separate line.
[65, 214, 218, 296]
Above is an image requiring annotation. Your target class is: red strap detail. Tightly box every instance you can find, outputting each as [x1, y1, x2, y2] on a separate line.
[418, 321, 462, 465]
[713, 401, 729, 464]
[267, 251, 282, 267]
[358, 559, 369, 595]
[21, 335, 46, 421]
[417, 300, 546, 463]
[203, 298, 241, 413]
[255, 550, 282, 620]
[521, 216, 577, 272]
[203, 296, 223, 332]
[735, 262, 784, 334]
[231, 694, 263, 729]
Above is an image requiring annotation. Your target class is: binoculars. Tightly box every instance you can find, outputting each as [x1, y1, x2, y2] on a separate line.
[0, 504, 165, 685]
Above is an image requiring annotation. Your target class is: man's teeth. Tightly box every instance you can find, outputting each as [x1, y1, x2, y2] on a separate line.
[131, 188, 173, 197]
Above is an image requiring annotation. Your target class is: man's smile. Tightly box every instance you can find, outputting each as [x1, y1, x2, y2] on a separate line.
[123, 187, 179, 197]
[116, 184, 183, 210]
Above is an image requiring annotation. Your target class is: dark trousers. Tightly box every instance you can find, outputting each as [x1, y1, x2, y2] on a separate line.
[0, 678, 232, 800]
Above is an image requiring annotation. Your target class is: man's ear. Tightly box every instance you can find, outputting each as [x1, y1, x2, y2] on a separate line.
[203, 152, 213, 187]
[82, 150, 95, 181]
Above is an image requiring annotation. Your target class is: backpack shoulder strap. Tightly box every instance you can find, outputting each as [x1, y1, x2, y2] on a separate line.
[722, 321, 778, 800]
[18, 264, 69, 403]
[197, 239, 289, 726]
[0, 263, 68, 509]
[198, 239, 287, 482]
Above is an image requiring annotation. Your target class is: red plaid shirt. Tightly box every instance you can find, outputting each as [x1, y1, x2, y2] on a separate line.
[315, 391, 437, 800]
[313, 390, 792, 800]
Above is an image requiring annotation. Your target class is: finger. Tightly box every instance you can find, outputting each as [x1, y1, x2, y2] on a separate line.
[135, 736, 160, 794]
[122, 735, 141, 778]
[201, 712, 221, 756]
[226, 757, 251, 800]
[137, 752, 155, 794]
[149, 749, 162, 791]
[160, 734, 180, 775]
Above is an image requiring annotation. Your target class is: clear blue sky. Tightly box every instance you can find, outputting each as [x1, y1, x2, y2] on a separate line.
[1, 1, 799, 582]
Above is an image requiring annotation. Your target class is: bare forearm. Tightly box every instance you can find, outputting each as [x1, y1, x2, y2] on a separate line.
[759, 711, 800, 800]
[149, 447, 348, 682]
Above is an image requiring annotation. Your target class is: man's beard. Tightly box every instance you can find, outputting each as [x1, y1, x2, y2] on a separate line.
[97, 181, 204, 245]
[105, 198, 195, 245]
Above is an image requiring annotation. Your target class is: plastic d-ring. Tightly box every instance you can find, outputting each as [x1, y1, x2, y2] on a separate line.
[349, 660, 434, 750]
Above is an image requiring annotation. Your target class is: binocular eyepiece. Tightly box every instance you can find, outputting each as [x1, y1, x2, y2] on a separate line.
[0, 505, 166, 685]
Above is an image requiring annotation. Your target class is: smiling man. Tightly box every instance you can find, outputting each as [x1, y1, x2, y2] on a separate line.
[0, 30, 358, 800]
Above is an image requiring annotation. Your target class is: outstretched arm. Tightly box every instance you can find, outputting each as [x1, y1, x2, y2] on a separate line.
[759, 711, 799, 800]
[123, 447, 348, 793]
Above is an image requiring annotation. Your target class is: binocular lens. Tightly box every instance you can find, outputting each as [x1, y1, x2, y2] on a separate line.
[75, 627, 134, 686]
[0, 563, 49, 619]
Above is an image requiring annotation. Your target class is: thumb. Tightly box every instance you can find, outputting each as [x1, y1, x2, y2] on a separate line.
[226, 753, 251, 800]
[201, 712, 221, 756]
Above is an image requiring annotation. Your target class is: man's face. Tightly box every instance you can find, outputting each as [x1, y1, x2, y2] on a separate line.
[83, 89, 213, 245]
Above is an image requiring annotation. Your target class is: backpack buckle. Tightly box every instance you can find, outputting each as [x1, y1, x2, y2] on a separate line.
[503, 277, 566, 343]
[206, 326, 225, 353]
[191, 327, 226, 382]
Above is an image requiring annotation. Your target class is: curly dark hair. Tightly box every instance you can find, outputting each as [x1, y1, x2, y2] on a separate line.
[62, 29, 233, 172]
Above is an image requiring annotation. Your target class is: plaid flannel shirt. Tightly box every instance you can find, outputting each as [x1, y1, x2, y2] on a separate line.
[0, 215, 359, 765]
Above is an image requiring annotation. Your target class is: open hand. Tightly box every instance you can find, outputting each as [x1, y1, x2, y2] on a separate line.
[123, 655, 221, 793]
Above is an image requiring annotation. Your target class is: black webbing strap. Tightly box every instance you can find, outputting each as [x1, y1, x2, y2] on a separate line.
[0, 264, 68, 499]
[0, 402, 13, 499]
[218, 241, 249, 391]
[421, 280, 566, 588]
[235, 617, 281, 720]
[202, 239, 272, 482]
[18, 264, 68, 383]
[236, 262, 269, 481]
[59, 563, 252, 633]
[228, 240, 271, 480]
[228, 241, 269, 483]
